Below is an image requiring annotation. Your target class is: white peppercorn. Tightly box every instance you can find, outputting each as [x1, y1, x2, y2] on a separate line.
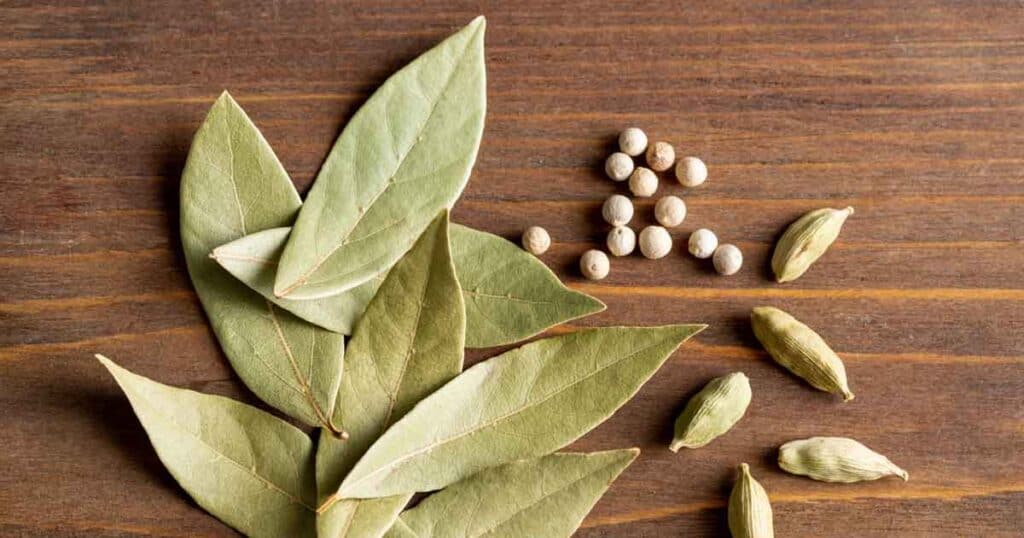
[646, 141, 676, 172]
[618, 127, 648, 157]
[601, 194, 634, 226]
[639, 225, 672, 259]
[628, 167, 658, 197]
[580, 249, 610, 280]
[607, 226, 636, 257]
[675, 156, 708, 187]
[713, 243, 743, 275]
[521, 226, 551, 255]
[688, 228, 718, 259]
[605, 152, 634, 182]
[654, 195, 687, 227]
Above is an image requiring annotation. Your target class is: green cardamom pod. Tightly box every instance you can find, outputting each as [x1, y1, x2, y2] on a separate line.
[670, 372, 751, 451]
[751, 306, 854, 401]
[728, 463, 774, 538]
[779, 437, 909, 483]
[771, 206, 853, 283]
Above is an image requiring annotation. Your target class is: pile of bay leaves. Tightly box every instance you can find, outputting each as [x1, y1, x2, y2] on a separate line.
[97, 16, 704, 538]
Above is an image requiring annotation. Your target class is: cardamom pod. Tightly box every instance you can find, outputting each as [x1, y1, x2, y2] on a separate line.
[771, 206, 853, 283]
[728, 463, 774, 538]
[670, 372, 751, 451]
[751, 306, 854, 401]
[779, 437, 909, 483]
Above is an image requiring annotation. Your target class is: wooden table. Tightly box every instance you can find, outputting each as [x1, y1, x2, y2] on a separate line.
[2, 1, 1022, 536]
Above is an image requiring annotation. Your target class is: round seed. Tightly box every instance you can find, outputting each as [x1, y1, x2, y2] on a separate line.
[602, 194, 634, 226]
[580, 249, 610, 280]
[521, 226, 551, 255]
[646, 141, 676, 172]
[607, 226, 637, 257]
[605, 152, 634, 181]
[688, 228, 718, 259]
[676, 156, 708, 187]
[639, 225, 672, 259]
[628, 167, 658, 197]
[713, 243, 743, 275]
[618, 127, 648, 156]
[654, 195, 687, 227]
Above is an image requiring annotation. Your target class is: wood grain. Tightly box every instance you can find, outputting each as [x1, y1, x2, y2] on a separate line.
[1, 1, 1022, 536]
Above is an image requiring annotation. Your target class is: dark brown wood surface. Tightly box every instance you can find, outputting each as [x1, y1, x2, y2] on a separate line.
[2, 1, 1022, 536]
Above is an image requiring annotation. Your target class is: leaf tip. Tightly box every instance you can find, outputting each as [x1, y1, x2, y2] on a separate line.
[672, 323, 707, 340]
[95, 354, 127, 384]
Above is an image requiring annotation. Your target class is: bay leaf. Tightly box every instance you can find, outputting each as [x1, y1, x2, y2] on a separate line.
[336, 325, 705, 499]
[180, 92, 345, 433]
[317, 498, 407, 538]
[96, 355, 316, 538]
[316, 212, 465, 536]
[210, 227, 383, 334]
[383, 449, 638, 538]
[448, 223, 605, 347]
[212, 224, 603, 345]
[273, 17, 487, 300]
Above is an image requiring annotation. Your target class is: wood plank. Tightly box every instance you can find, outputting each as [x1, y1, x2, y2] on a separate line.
[0, 1, 1021, 536]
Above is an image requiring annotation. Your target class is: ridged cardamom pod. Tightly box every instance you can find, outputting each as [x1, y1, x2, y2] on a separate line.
[670, 372, 751, 451]
[751, 306, 854, 401]
[779, 437, 909, 483]
[728, 463, 774, 538]
[771, 206, 853, 283]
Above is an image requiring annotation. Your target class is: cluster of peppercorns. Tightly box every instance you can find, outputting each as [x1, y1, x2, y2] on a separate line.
[520, 127, 743, 280]
[585, 128, 744, 280]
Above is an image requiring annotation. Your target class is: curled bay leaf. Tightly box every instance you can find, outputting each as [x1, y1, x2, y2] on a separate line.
[384, 449, 639, 538]
[274, 17, 487, 300]
[96, 355, 316, 538]
[211, 224, 603, 346]
[316, 212, 465, 536]
[180, 92, 345, 433]
[335, 324, 704, 499]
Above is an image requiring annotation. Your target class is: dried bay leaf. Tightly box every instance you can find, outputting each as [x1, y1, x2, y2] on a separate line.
[211, 227, 383, 334]
[213, 224, 603, 346]
[337, 325, 705, 499]
[273, 17, 487, 300]
[96, 355, 317, 538]
[449, 223, 605, 347]
[383, 450, 638, 538]
[180, 92, 345, 433]
[317, 499, 407, 538]
[316, 212, 466, 536]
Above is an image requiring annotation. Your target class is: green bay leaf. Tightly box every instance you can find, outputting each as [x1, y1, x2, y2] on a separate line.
[384, 450, 638, 538]
[212, 224, 603, 346]
[97, 355, 316, 538]
[317, 212, 466, 536]
[180, 92, 345, 433]
[337, 325, 705, 499]
[273, 17, 487, 300]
